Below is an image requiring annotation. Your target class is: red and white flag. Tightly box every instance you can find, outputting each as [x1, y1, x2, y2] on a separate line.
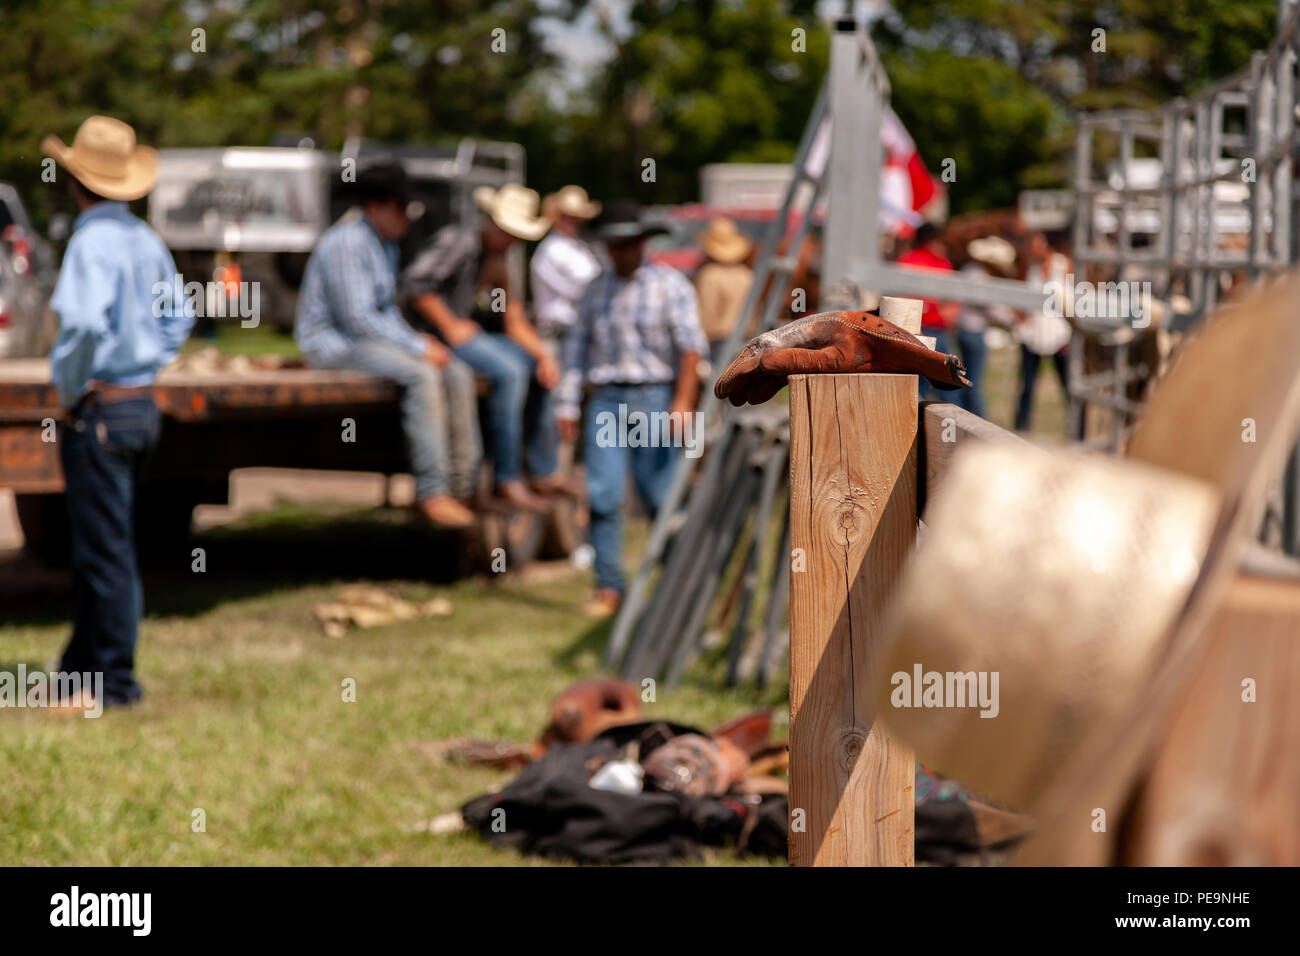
[807, 107, 942, 237]
[882, 106, 939, 215]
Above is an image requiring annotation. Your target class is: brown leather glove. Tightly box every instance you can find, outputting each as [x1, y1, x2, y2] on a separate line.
[714, 309, 971, 406]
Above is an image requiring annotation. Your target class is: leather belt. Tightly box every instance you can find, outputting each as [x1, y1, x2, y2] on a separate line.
[93, 383, 154, 402]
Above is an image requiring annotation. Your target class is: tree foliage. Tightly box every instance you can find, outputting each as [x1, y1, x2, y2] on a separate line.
[874, 0, 1282, 210]
[0, 0, 1285, 223]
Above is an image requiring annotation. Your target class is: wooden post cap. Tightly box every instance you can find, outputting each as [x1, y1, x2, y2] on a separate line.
[879, 296, 923, 335]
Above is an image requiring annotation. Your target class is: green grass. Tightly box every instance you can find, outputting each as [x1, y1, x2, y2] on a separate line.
[0, 339, 1065, 866]
[181, 321, 300, 358]
[0, 513, 783, 866]
[982, 341, 1067, 439]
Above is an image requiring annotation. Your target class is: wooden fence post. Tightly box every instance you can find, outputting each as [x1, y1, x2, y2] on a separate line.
[787, 296, 920, 866]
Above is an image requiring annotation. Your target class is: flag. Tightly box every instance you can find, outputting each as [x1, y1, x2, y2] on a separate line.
[882, 106, 939, 213]
[803, 107, 942, 236]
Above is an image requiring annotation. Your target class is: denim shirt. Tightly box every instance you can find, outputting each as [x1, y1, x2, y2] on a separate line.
[49, 201, 192, 408]
[295, 213, 426, 367]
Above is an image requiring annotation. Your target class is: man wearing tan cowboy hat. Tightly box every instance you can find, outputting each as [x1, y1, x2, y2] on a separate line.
[41, 115, 195, 709]
[531, 185, 602, 350]
[401, 182, 565, 511]
[692, 216, 754, 368]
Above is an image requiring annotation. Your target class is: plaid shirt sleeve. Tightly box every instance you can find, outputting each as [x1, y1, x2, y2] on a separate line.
[662, 268, 708, 355]
[398, 225, 471, 307]
[323, 224, 426, 356]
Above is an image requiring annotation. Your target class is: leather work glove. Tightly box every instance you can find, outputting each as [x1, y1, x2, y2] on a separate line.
[713, 309, 972, 406]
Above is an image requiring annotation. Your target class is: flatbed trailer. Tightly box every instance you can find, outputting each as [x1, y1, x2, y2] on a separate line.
[0, 359, 580, 568]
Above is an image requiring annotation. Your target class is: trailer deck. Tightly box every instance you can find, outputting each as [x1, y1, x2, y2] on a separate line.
[0, 359, 403, 494]
[0, 359, 581, 568]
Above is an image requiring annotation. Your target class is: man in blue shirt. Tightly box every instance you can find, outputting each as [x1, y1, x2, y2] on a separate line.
[295, 161, 480, 529]
[41, 115, 195, 708]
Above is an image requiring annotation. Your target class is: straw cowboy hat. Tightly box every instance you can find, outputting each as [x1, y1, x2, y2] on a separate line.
[873, 271, 1300, 861]
[473, 183, 550, 242]
[966, 235, 1016, 272]
[41, 115, 158, 202]
[877, 441, 1219, 813]
[698, 216, 753, 264]
[543, 185, 601, 221]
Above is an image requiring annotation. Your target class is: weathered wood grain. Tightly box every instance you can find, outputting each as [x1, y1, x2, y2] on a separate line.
[788, 371, 917, 866]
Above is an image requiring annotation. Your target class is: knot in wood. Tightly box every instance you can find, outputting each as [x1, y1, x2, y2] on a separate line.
[838, 729, 867, 770]
[833, 493, 864, 539]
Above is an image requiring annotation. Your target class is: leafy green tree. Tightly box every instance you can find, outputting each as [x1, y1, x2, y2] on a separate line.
[0, 0, 1287, 224]
[874, 0, 1282, 211]
[0, 0, 556, 223]
[550, 0, 827, 203]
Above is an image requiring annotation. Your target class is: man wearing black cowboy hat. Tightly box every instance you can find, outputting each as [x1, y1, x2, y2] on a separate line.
[296, 160, 480, 529]
[556, 201, 708, 618]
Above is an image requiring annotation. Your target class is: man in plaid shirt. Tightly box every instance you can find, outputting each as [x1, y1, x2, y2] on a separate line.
[296, 162, 479, 529]
[556, 201, 707, 618]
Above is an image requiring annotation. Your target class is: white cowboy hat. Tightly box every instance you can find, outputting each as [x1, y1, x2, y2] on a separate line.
[698, 216, 753, 264]
[966, 235, 1016, 270]
[876, 271, 1300, 853]
[473, 183, 550, 242]
[876, 441, 1219, 813]
[543, 185, 602, 221]
[41, 115, 158, 202]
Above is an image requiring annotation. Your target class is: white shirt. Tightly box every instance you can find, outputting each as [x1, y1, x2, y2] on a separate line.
[1018, 252, 1073, 356]
[530, 231, 601, 339]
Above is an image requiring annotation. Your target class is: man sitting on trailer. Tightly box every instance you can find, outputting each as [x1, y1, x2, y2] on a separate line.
[400, 183, 563, 513]
[295, 161, 479, 529]
[556, 201, 708, 619]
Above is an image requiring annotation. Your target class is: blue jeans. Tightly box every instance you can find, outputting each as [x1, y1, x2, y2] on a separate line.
[583, 383, 679, 593]
[58, 394, 161, 705]
[952, 328, 988, 418]
[454, 332, 558, 484]
[1016, 344, 1069, 431]
[322, 339, 480, 499]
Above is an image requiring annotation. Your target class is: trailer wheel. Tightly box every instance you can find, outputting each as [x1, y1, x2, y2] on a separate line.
[473, 496, 587, 573]
[477, 508, 544, 573]
[536, 494, 587, 561]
